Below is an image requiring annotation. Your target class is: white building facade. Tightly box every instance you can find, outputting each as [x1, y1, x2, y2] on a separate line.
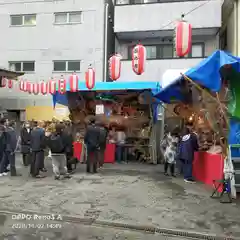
[114, 0, 222, 82]
[0, 0, 114, 110]
[0, 0, 223, 111]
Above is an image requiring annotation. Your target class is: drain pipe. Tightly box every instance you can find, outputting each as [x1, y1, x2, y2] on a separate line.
[234, 0, 238, 55]
[103, 3, 109, 82]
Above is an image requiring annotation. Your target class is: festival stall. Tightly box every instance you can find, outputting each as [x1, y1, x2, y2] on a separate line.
[52, 81, 161, 164]
[0, 68, 24, 87]
[155, 50, 240, 194]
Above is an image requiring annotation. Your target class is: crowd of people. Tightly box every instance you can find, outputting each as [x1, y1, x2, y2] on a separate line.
[0, 115, 200, 182]
[161, 125, 199, 183]
[0, 117, 109, 180]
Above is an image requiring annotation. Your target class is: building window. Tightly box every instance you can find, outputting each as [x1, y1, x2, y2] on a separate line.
[128, 45, 157, 59]
[54, 12, 82, 24]
[161, 45, 173, 58]
[146, 46, 157, 59]
[191, 43, 204, 58]
[53, 61, 81, 72]
[9, 61, 35, 72]
[10, 14, 36, 26]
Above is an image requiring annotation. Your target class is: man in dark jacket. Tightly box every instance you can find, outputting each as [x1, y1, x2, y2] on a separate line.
[0, 120, 20, 177]
[84, 119, 100, 173]
[179, 127, 198, 183]
[20, 121, 32, 166]
[30, 121, 46, 178]
[38, 121, 47, 172]
[45, 123, 71, 180]
[63, 122, 74, 173]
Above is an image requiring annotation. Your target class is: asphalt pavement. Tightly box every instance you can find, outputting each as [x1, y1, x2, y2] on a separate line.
[0, 154, 239, 240]
[0, 212, 189, 240]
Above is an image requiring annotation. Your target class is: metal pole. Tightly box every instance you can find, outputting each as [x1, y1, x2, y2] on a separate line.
[103, 3, 109, 82]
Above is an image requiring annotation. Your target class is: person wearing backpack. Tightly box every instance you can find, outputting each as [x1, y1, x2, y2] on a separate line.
[45, 123, 71, 180]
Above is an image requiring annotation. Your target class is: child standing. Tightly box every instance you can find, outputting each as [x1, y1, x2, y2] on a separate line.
[161, 129, 179, 177]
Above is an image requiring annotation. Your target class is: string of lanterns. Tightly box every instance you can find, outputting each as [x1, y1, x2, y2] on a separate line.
[0, 18, 191, 93]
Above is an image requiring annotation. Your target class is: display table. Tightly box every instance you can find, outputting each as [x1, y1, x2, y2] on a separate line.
[104, 144, 116, 163]
[73, 142, 116, 164]
[73, 142, 83, 162]
[193, 152, 224, 191]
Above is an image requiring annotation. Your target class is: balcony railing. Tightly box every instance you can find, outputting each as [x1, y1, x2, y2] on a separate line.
[115, 0, 203, 6]
[116, 58, 204, 82]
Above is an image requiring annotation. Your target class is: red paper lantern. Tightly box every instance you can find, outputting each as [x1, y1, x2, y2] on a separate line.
[8, 79, 13, 89]
[69, 73, 79, 92]
[19, 80, 24, 91]
[27, 82, 33, 94]
[48, 80, 56, 94]
[1, 77, 7, 87]
[22, 81, 28, 92]
[40, 81, 48, 95]
[85, 66, 95, 90]
[19, 80, 28, 91]
[58, 76, 66, 94]
[32, 83, 39, 95]
[132, 44, 146, 75]
[109, 54, 121, 81]
[174, 20, 192, 57]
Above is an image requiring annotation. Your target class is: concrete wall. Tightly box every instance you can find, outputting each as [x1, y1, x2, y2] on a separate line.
[0, 0, 106, 109]
[114, 0, 222, 32]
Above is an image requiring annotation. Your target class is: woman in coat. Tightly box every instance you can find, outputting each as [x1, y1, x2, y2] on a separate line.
[20, 121, 32, 166]
[179, 127, 199, 183]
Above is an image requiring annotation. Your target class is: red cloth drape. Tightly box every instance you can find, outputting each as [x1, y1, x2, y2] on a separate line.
[73, 142, 82, 161]
[73, 142, 116, 163]
[193, 152, 224, 192]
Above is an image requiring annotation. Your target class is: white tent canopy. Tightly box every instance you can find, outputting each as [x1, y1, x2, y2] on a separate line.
[161, 69, 188, 89]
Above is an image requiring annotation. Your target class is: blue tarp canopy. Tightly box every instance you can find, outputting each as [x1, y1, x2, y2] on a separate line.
[155, 50, 240, 103]
[53, 81, 160, 107]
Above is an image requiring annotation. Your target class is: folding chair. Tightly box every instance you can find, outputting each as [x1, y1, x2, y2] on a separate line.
[211, 177, 232, 203]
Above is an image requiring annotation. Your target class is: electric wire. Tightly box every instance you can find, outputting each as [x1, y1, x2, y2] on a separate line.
[160, 0, 216, 30]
